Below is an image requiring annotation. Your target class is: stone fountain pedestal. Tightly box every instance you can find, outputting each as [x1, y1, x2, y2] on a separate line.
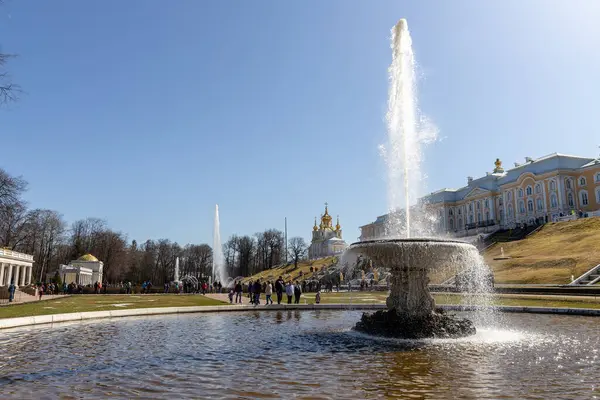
[345, 239, 477, 339]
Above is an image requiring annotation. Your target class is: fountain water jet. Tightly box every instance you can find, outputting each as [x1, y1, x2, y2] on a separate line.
[343, 19, 479, 339]
[174, 256, 180, 283]
[212, 204, 227, 284]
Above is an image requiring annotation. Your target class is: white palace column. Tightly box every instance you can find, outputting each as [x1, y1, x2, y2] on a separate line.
[27, 266, 32, 285]
[19, 266, 25, 286]
[0, 263, 5, 286]
[7, 264, 14, 286]
[13, 265, 20, 287]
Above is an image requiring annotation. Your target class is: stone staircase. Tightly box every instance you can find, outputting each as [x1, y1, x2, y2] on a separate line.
[569, 264, 600, 286]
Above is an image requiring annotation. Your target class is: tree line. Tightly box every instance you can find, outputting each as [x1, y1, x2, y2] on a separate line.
[0, 168, 309, 284]
[212, 231, 308, 278]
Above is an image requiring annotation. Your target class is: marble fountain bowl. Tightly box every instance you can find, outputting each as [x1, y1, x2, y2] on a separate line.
[343, 238, 483, 339]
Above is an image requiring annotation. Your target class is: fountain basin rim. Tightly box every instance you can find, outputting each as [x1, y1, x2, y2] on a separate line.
[349, 238, 470, 247]
[2, 304, 600, 331]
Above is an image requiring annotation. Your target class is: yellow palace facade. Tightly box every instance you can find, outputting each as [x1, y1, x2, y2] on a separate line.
[360, 153, 600, 240]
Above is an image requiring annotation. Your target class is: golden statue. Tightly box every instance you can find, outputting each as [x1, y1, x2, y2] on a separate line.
[494, 158, 504, 173]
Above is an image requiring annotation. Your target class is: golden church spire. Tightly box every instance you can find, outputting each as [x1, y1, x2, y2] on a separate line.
[320, 202, 332, 228]
[335, 215, 341, 231]
[313, 217, 318, 231]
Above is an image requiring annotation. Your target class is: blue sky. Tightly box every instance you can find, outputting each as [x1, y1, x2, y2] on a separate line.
[1, 1, 599, 246]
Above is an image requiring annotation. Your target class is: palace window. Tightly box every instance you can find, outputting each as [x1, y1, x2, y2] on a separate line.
[596, 173, 600, 183]
[597, 187, 600, 204]
[507, 191, 512, 202]
[518, 188, 524, 198]
[499, 197, 503, 206]
[550, 194, 558, 208]
[469, 203, 473, 212]
[458, 208, 462, 215]
[566, 179, 572, 190]
[458, 218, 463, 228]
[579, 177, 587, 187]
[526, 186, 533, 196]
[476, 201, 480, 210]
[449, 209, 453, 216]
[485, 211, 490, 221]
[484, 199, 489, 208]
[568, 193, 575, 207]
[535, 184, 541, 194]
[549, 180, 556, 191]
[508, 204, 513, 217]
[527, 200, 534, 212]
[469, 215, 474, 224]
[449, 218, 454, 230]
[537, 198, 543, 211]
[477, 213, 482, 223]
[519, 201, 526, 214]
[500, 209, 504, 222]
[580, 191, 589, 206]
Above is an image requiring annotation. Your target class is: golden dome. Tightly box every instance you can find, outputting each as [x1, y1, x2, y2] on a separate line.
[78, 254, 99, 262]
[321, 203, 332, 227]
[335, 215, 341, 231]
[313, 217, 318, 231]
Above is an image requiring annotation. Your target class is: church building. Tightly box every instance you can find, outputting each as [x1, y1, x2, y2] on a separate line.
[308, 203, 348, 259]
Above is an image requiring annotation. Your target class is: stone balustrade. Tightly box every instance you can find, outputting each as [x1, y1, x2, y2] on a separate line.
[0, 249, 34, 287]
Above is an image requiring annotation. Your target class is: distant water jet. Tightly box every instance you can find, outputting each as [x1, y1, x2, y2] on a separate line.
[213, 204, 227, 285]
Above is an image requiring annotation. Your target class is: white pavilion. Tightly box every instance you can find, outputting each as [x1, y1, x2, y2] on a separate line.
[56, 254, 104, 285]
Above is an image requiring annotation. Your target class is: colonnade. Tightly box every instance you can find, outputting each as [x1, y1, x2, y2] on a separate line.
[0, 262, 33, 287]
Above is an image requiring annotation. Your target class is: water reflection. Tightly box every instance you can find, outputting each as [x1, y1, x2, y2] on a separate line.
[0, 311, 598, 399]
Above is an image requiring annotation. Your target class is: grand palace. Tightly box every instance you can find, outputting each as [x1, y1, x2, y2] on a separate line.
[360, 153, 600, 240]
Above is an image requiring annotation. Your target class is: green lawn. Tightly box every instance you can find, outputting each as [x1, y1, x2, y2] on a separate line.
[1, 292, 600, 320]
[0, 294, 226, 319]
[316, 291, 600, 309]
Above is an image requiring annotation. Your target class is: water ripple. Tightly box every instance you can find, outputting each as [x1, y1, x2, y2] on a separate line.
[0, 311, 598, 399]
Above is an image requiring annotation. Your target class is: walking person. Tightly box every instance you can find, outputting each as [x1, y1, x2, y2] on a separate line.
[8, 282, 16, 303]
[38, 283, 44, 301]
[285, 281, 294, 304]
[294, 281, 302, 304]
[253, 280, 261, 305]
[235, 281, 243, 304]
[265, 281, 273, 305]
[248, 280, 254, 304]
[275, 276, 284, 305]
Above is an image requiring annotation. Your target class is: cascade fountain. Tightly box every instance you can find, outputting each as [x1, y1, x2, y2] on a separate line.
[212, 204, 227, 285]
[344, 19, 482, 339]
[174, 256, 180, 283]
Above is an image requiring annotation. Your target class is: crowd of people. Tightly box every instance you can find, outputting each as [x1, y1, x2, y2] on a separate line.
[228, 276, 321, 305]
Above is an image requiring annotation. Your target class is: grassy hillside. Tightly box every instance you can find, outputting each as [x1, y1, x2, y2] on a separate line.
[484, 217, 600, 284]
[241, 257, 337, 284]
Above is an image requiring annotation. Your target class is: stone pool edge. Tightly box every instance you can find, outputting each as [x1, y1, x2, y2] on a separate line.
[1, 304, 599, 330]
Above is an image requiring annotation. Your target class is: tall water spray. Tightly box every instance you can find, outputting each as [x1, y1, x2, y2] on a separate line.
[212, 204, 226, 284]
[174, 256, 180, 283]
[382, 19, 437, 238]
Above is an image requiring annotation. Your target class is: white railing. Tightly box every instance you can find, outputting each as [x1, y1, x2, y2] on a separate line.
[0, 248, 34, 262]
[569, 263, 600, 286]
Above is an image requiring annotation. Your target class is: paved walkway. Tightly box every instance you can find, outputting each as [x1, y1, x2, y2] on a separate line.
[206, 293, 307, 305]
[0, 290, 67, 306]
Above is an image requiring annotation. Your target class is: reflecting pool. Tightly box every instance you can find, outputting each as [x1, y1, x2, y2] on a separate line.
[0, 311, 598, 399]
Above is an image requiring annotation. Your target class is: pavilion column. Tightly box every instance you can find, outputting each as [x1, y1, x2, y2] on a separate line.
[7, 264, 14, 286]
[13, 265, 20, 288]
[0, 263, 5, 286]
[27, 266, 32, 285]
[20, 266, 26, 286]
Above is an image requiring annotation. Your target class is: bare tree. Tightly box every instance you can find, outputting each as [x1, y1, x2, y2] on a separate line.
[0, 201, 29, 248]
[288, 237, 307, 269]
[0, 53, 19, 104]
[0, 168, 27, 208]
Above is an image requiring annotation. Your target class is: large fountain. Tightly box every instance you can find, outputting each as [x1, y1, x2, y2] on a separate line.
[345, 19, 479, 339]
